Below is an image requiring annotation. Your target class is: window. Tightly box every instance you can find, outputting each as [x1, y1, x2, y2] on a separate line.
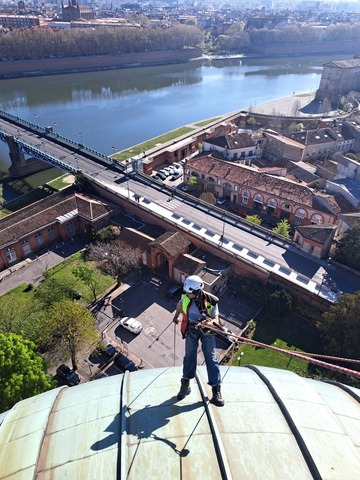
[295, 208, 306, 225]
[6, 248, 17, 263]
[67, 222, 75, 235]
[48, 226, 56, 240]
[311, 213, 323, 225]
[282, 203, 291, 211]
[242, 190, 250, 205]
[253, 193, 263, 211]
[267, 198, 277, 216]
[22, 240, 31, 255]
[35, 232, 44, 246]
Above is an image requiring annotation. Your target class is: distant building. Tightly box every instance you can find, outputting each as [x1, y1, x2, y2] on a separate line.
[315, 58, 360, 103]
[61, 0, 94, 22]
[0, 14, 40, 28]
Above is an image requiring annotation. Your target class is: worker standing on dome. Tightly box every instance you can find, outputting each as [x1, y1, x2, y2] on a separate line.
[173, 275, 224, 407]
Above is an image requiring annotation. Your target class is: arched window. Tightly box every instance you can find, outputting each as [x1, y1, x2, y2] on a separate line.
[295, 208, 306, 225]
[242, 189, 250, 205]
[267, 198, 277, 216]
[191, 171, 199, 177]
[207, 177, 215, 183]
[223, 182, 232, 198]
[311, 213, 324, 224]
[253, 193, 263, 211]
[281, 202, 292, 211]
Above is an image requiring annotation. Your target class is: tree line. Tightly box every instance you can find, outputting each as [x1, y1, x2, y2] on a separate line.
[2, 20, 360, 61]
[0, 24, 204, 60]
[213, 22, 360, 53]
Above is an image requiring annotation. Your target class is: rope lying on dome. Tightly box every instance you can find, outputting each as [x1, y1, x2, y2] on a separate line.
[196, 319, 360, 380]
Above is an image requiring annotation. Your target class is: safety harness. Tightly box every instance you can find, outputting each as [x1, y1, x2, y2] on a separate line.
[180, 291, 219, 338]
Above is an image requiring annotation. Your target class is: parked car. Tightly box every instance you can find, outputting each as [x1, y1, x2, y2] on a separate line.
[154, 171, 166, 180]
[170, 171, 182, 181]
[100, 340, 117, 357]
[56, 364, 80, 386]
[160, 169, 170, 177]
[166, 284, 183, 298]
[172, 162, 182, 169]
[114, 353, 138, 372]
[178, 184, 193, 192]
[216, 198, 227, 205]
[119, 316, 143, 334]
[227, 205, 247, 218]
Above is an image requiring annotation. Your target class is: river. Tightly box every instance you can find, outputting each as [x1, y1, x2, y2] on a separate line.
[0, 53, 353, 197]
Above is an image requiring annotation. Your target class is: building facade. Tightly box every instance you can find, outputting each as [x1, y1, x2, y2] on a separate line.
[315, 58, 360, 103]
[185, 156, 340, 227]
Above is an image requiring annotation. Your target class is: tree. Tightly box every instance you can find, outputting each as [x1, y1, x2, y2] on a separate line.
[35, 276, 82, 309]
[246, 214, 261, 225]
[94, 225, 121, 243]
[72, 265, 100, 303]
[200, 191, 216, 205]
[0, 333, 54, 412]
[86, 240, 142, 285]
[335, 221, 360, 271]
[187, 175, 202, 192]
[47, 299, 99, 370]
[318, 292, 360, 359]
[272, 219, 291, 238]
[267, 289, 292, 317]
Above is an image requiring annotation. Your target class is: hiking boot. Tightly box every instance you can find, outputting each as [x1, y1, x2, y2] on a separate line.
[177, 379, 191, 400]
[210, 385, 224, 407]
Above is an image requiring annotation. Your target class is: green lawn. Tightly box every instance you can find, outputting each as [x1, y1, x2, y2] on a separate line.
[231, 311, 323, 376]
[112, 126, 195, 162]
[43, 252, 114, 303]
[194, 117, 223, 127]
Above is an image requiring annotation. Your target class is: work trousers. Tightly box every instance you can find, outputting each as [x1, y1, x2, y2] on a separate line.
[182, 327, 221, 387]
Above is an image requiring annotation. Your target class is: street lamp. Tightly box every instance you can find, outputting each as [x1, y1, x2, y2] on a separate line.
[79, 132, 83, 147]
[237, 351, 244, 366]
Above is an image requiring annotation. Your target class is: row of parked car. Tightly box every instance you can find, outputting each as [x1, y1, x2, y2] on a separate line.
[153, 160, 185, 181]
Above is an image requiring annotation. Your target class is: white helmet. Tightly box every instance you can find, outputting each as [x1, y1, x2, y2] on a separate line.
[183, 275, 204, 293]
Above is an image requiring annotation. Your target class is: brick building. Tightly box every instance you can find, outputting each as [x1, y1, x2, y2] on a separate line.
[184, 156, 343, 227]
[61, 0, 94, 22]
[0, 188, 118, 271]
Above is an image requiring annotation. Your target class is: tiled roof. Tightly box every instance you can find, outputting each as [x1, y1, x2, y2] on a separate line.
[149, 231, 190, 256]
[0, 188, 117, 247]
[296, 224, 337, 244]
[204, 132, 256, 149]
[187, 156, 316, 208]
[285, 128, 337, 146]
[173, 253, 205, 274]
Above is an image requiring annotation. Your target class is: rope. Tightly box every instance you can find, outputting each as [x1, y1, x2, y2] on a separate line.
[198, 321, 360, 380]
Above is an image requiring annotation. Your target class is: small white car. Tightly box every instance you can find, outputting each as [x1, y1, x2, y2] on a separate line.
[119, 316, 143, 335]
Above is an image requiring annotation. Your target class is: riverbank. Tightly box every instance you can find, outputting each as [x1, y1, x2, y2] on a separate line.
[0, 48, 202, 80]
[1, 39, 359, 80]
